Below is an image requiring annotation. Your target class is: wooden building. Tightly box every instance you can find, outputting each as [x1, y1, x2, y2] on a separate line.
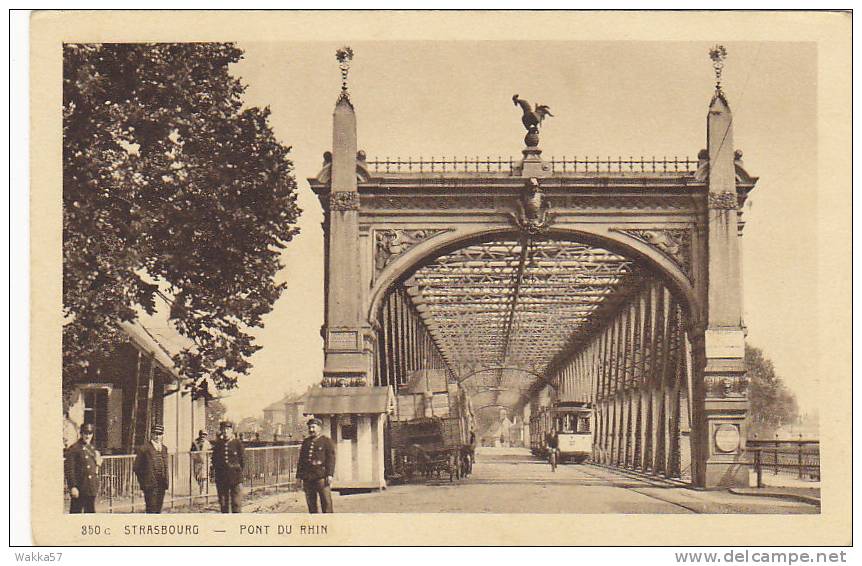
[63, 317, 206, 457]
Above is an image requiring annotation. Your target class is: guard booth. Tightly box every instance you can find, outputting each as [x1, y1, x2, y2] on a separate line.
[304, 386, 394, 491]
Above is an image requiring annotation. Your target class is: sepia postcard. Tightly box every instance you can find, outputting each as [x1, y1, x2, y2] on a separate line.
[28, 10, 851, 546]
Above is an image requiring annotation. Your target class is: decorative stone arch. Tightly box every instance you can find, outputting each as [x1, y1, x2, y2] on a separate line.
[367, 225, 701, 334]
[309, 71, 757, 489]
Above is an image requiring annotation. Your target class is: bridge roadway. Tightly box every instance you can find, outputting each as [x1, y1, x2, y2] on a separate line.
[258, 447, 817, 514]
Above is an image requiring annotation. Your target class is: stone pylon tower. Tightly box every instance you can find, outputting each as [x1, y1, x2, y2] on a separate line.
[691, 53, 750, 487]
[320, 52, 373, 387]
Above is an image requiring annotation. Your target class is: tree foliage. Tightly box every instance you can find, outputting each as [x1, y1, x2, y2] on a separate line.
[746, 344, 799, 429]
[63, 43, 300, 391]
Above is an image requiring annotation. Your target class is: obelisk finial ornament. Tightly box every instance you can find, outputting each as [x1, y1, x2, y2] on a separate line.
[335, 46, 354, 103]
[709, 44, 728, 94]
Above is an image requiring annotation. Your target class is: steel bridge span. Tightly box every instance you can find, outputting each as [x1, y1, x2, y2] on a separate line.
[307, 62, 756, 490]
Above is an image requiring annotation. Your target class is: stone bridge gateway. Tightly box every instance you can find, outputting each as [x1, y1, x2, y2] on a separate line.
[306, 48, 757, 490]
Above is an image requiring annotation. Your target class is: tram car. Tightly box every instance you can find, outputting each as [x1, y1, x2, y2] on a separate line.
[530, 402, 594, 463]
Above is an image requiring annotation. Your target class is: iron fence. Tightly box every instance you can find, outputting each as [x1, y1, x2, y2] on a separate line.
[548, 156, 699, 173]
[367, 157, 515, 173]
[65, 445, 300, 513]
[747, 439, 820, 487]
[364, 156, 699, 174]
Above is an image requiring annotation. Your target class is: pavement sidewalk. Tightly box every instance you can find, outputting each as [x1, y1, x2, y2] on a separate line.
[729, 486, 821, 506]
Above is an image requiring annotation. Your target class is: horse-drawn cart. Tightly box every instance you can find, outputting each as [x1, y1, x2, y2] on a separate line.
[391, 417, 466, 481]
[389, 370, 475, 483]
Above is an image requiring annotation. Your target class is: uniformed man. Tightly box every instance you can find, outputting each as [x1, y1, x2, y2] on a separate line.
[133, 423, 170, 513]
[65, 423, 102, 513]
[212, 421, 245, 513]
[296, 417, 336, 513]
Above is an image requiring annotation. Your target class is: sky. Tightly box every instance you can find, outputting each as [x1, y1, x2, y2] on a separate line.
[218, 41, 819, 420]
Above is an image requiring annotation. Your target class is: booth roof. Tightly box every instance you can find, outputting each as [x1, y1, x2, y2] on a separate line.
[304, 386, 393, 415]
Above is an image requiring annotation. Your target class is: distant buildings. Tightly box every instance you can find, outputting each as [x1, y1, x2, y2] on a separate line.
[282, 392, 307, 443]
[262, 398, 287, 433]
[236, 416, 261, 441]
[477, 409, 523, 447]
[234, 391, 308, 443]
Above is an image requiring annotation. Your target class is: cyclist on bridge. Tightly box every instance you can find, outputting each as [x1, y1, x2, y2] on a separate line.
[546, 429, 559, 472]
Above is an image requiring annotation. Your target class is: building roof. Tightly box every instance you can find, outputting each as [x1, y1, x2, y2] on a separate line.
[263, 391, 308, 413]
[120, 319, 179, 376]
[263, 398, 287, 413]
[118, 295, 195, 379]
[284, 393, 307, 405]
[304, 386, 393, 415]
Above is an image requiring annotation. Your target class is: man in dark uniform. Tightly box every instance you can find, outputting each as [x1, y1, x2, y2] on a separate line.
[296, 417, 336, 513]
[133, 423, 170, 513]
[212, 421, 245, 513]
[65, 423, 102, 513]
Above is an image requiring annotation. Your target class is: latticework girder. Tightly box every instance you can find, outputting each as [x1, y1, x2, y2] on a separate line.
[406, 238, 643, 380]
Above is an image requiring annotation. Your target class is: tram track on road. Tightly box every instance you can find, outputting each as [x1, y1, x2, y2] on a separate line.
[572, 464, 703, 513]
[473, 452, 702, 512]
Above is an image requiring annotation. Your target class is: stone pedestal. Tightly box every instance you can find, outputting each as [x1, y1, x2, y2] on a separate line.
[702, 397, 749, 487]
[518, 129, 551, 178]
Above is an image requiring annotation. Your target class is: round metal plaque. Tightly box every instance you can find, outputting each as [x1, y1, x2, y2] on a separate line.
[714, 424, 740, 453]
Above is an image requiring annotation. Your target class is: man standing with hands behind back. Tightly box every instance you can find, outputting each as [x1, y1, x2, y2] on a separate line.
[212, 420, 245, 513]
[65, 423, 102, 513]
[296, 417, 335, 513]
[133, 423, 170, 513]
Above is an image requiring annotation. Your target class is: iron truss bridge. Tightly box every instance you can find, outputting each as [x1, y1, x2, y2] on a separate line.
[383, 237, 645, 411]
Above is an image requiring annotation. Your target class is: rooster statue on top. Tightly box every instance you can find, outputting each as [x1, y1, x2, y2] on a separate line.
[512, 94, 554, 133]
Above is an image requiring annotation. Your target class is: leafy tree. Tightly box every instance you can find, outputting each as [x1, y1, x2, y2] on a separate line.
[63, 43, 300, 392]
[746, 344, 799, 433]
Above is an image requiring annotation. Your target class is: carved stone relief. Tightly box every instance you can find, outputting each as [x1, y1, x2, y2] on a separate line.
[510, 177, 554, 236]
[328, 191, 360, 211]
[704, 374, 748, 399]
[374, 228, 452, 273]
[321, 376, 368, 388]
[617, 228, 693, 278]
[707, 191, 738, 210]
